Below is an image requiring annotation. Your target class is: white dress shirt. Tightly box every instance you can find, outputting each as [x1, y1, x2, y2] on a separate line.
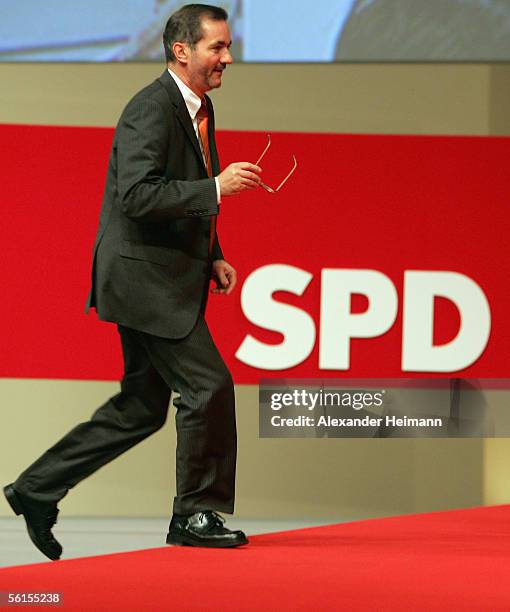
[167, 68, 221, 203]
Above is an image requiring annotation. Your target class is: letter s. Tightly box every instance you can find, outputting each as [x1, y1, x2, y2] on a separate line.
[236, 264, 315, 369]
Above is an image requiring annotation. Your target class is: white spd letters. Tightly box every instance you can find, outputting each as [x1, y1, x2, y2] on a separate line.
[236, 265, 491, 373]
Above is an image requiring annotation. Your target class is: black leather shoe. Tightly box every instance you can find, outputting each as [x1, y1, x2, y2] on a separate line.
[166, 511, 248, 548]
[3, 484, 62, 561]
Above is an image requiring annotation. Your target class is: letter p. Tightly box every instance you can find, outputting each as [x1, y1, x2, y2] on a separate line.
[319, 269, 398, 370]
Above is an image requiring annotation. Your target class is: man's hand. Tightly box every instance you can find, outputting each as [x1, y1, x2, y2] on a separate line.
[211, 260, 237, 295]
[218, 162, 262, 196]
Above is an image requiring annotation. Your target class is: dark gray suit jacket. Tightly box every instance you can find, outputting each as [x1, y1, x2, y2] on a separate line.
[85, 69, 224, 339]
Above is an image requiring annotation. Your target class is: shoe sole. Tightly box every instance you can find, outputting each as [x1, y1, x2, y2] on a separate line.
[166, 533, 248, 548]
[3, 484, 61, 561]
[3, 484, 23, 515]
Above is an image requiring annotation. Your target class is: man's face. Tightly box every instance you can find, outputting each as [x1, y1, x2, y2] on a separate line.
[185, 18, 233, 95]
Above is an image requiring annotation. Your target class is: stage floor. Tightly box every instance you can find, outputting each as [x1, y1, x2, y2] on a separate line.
[0, 517, 335, 568]
[2, 506, 510, 610]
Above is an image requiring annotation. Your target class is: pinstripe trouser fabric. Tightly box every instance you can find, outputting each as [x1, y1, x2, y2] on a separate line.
[14, 316, 237, 515]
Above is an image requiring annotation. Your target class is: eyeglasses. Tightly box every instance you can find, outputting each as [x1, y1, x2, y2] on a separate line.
[255, 134, 297, 193]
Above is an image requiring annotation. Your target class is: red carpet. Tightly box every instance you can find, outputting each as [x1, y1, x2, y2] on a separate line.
[1, 505, 510, 611]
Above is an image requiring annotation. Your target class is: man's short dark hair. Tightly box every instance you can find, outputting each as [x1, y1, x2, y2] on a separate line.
[163, 4, 228, 63]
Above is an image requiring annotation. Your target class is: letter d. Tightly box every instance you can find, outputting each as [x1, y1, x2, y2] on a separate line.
[402, 271, 491, 372]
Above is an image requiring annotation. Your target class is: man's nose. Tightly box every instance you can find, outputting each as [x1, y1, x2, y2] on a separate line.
[221, 49, 233, 64]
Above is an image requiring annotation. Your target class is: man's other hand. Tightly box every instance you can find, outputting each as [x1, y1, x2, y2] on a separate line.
[218, 163, 261, 196]
[211, 260, 237, 295]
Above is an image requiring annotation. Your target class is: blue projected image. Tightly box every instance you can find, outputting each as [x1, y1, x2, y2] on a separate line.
[1, 0, 509, 62]
[0, 1, 202, 61]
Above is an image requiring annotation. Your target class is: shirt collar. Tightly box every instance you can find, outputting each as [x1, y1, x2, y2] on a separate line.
[167, 68, 202, 121]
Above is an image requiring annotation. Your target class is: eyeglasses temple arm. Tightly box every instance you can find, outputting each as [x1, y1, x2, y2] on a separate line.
[255, 134, 272, 166]
[275, 155, 298, 192]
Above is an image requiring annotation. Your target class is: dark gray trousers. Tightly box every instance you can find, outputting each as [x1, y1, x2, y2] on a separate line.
[14, 316, 237, 516]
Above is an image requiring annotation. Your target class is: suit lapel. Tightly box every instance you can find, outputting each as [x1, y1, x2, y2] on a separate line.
[157, 70, 207, 173]
[205, 95, 220, 176]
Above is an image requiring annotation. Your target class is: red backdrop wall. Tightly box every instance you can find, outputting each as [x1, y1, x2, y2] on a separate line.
[1, 124, 507, 382]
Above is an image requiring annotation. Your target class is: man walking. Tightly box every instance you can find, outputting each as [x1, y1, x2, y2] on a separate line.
[4, 3, 261, 559]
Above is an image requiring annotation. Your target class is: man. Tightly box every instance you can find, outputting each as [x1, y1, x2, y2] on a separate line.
[4, 3, 261, 560]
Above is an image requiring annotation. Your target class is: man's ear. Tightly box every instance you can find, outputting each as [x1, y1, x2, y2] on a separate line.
[172, 42, 189, 64]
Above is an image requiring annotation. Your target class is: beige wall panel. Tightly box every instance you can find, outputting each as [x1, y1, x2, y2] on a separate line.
[0, 379, 177, 518]
[215, 64, 490, 135]
[0, 64, 161, 128]
[234, 386, 484, 520]
[484, 67, 510, 505]
[485, 440, 510, 504]
[489, 64, 510, 135]
[484, 391, 510, 506]
[0, 63, 490, 135]
[0, 379, 494, 519]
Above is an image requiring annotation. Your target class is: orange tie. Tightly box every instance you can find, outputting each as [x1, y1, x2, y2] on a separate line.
[196, 100, 216, 257]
